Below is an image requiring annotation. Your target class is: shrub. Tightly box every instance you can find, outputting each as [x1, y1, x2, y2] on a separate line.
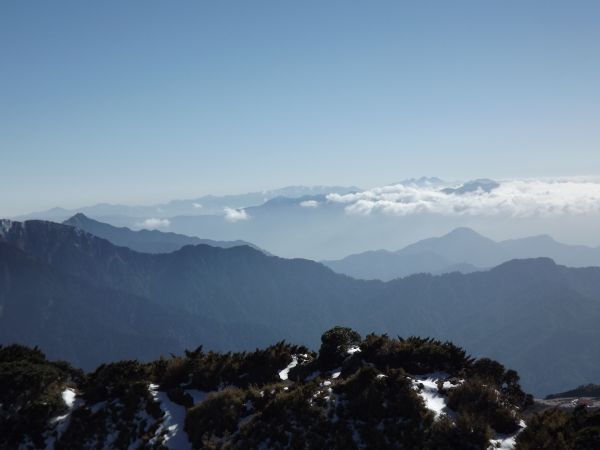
[0, 345, 79, 448]
[318, 327, 362, 369]
[426, 413, 492, 449]
[360, 334, 472, 376]
[447, 379, 519, 434]
[515, 409, 573, 449]
[185, 387, 247, 445]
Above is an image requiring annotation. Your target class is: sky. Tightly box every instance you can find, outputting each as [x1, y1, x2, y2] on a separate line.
[1, 0, 600, 216]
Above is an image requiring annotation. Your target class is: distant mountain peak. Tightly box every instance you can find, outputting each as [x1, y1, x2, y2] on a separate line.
[444, 226, 484, 238]
[521, 234, 557, 244]
[441, 178, 500, 195]
[395, 176, 446, 187]
[65, 212, 91, 223]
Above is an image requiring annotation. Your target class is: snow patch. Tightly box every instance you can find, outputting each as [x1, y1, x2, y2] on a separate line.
[44, 388, 81, 449]
[409, 373, 460, 419]
[347, 346, 361, 354]
[278, 355, 298, 381]
[149, 383, 191, 450]
[61, 388, 76, 408]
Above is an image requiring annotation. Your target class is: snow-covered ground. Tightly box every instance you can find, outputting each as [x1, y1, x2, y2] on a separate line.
[149, 383, 190, 450]
[186, 389, 208, 405]
[409, 374, 525, 450]
[410, 373, 457, 419]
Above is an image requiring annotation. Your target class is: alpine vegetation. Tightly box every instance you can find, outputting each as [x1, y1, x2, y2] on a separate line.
[1, 327, 542, 450]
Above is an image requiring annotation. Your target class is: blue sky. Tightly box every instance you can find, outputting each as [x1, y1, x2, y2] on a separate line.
[1, 1, 600, 215]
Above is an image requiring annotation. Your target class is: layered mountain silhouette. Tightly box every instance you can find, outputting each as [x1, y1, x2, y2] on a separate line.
[1, 219, 600, 395]
[323, 227, 600, 281]
[63, 213, 260, 254]
[17, 185, 358, 221]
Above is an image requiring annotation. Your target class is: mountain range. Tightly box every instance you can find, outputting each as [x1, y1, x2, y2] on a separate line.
[17, 185, 359, 221]
[63, 213, 261, 254]
[1, 218, 600, 395]
[16, 180, 600, 261]
[323, 227, 600, 280]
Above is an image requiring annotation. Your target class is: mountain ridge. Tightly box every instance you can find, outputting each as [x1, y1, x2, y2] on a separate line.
[323, 227, 600, 281]
[2, 219, 600, 395]
[63, 213, 262, 254]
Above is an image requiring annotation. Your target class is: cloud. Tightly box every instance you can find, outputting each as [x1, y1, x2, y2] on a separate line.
[300, 200, 319, 208]
[193, 203, 202, 208]
[326, 178, 600, 218]
[224, 207, 249, 222]
[135, 218, 171, 229]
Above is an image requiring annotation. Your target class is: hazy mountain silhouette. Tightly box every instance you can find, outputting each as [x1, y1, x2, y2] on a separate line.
[1, 219, 600, 394]
[16, 185, 359, 221]
[441, 178, 500, 195]
[323, 249, 480, 281]
[63, 213, 260, 254]
[324, 227, 600, 280]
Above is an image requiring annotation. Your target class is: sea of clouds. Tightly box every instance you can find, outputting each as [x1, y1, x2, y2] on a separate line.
[326, 178, 600, 218]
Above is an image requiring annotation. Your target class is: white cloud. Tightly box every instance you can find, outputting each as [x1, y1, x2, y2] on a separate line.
[326, 178, 600, 218]
[224, 207, 249, 222]
[300, 200, 319, 208]
[193, 202, 202, 208]
[135, 218, 171, 229]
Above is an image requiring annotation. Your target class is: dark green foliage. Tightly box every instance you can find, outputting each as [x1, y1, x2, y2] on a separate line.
[425, 414, 492, 450]
[185, 388, 247, 445]
[447, 380, 519, 434]
[360, 333, 472, 375]
[83, 360, 152, 403]
[334, 367, 433, 448]
[2, 331, 536, 449]
[317, 326, 362, 369]
[0, 345, 80, 448]
[468, 358, 533, 410]
[155, 341, 309, 391]
[516, 409, 573, 449]
[167, 386, 194, 408]
[516, 407, 600, 450]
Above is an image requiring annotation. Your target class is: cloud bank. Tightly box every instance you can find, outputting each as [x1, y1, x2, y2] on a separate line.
[300, 200, 319, 208]
[326, 178, 600, 218]
[224, 207, 249, 222]
[135, 218, 171, 229]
